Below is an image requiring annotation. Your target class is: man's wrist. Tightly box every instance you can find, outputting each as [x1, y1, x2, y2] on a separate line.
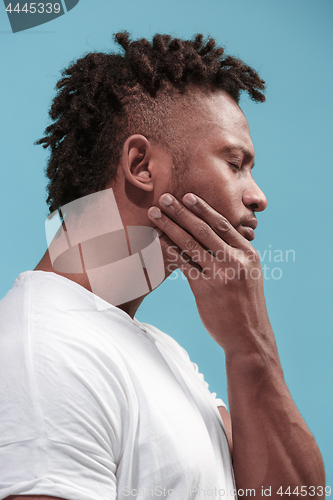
[223, 329, 283, 383]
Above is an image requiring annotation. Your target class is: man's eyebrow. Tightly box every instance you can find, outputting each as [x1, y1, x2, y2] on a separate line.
[221, 145, 255, 167]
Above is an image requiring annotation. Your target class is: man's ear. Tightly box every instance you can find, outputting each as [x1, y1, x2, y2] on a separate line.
[120, 135, 154, 192]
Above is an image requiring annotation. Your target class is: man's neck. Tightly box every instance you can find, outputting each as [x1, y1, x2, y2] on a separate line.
[34, 250, 145, 319]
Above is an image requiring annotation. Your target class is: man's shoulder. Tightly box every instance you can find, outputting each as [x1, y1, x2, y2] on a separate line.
[0, 273, 134, 436]
[0, 271, 135, 373]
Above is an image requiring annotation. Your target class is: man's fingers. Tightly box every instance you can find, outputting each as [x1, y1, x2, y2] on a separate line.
[157, 194, 231, 259]
[148, 192, 257, 279]
[148, 206, 209, 267]
[183, 193, 252, 251]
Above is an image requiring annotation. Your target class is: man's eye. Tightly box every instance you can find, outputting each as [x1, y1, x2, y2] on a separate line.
[229, 162, 241, 170]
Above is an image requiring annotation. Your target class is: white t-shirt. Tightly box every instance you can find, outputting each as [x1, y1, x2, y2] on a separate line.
[0, 271, 236, 500]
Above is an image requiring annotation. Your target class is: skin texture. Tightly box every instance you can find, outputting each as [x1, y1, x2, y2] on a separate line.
[31, 90, 325, 498]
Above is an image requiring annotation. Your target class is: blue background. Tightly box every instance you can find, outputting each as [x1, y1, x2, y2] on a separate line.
[1, 0, 332, 487]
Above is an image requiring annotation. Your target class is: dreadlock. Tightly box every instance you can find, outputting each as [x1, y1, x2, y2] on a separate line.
[36, 32, 266, 213]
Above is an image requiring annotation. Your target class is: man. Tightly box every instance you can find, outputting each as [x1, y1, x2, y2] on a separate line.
[0, 32, 325, 499]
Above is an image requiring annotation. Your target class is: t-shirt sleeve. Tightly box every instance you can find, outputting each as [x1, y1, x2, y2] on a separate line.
[0, 300, 130, 500]
[189, 361, 227, 409]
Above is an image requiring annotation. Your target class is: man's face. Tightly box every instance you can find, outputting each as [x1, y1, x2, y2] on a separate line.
[170, 90, 267, 241]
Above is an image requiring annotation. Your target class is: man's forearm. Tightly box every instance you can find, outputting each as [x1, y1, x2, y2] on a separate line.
[224, 329, 325, 497]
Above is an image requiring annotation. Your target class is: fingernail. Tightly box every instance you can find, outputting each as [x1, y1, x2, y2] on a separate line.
[148, 206, 162, 218]
[160, 194, 174, 206]
[183, 193, 197, 206]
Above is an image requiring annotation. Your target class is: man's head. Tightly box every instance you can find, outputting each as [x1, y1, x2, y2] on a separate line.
[37, 31, 266, 217]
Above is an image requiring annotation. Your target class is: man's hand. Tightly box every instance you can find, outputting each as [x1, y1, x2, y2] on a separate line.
[148, 192, 273, 357]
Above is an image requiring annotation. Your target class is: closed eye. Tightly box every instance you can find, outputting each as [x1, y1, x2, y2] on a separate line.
[229, 162, 241, 171]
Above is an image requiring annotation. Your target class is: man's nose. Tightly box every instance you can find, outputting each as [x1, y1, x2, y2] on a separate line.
[243, 180, 267, 212]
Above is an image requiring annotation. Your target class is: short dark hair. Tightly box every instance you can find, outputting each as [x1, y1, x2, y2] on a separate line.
[36, 32, 266, 213]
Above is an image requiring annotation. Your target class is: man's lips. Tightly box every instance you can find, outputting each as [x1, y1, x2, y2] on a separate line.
[241, 218, 258, 230]
[239, 218, 258, 241]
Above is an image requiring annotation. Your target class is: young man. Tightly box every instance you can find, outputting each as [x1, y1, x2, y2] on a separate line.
[0, 33, 325, 499]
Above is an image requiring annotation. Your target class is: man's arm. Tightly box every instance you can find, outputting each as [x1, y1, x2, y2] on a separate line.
[218, 407, 233, 456]
[149, 193, 325, 497]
